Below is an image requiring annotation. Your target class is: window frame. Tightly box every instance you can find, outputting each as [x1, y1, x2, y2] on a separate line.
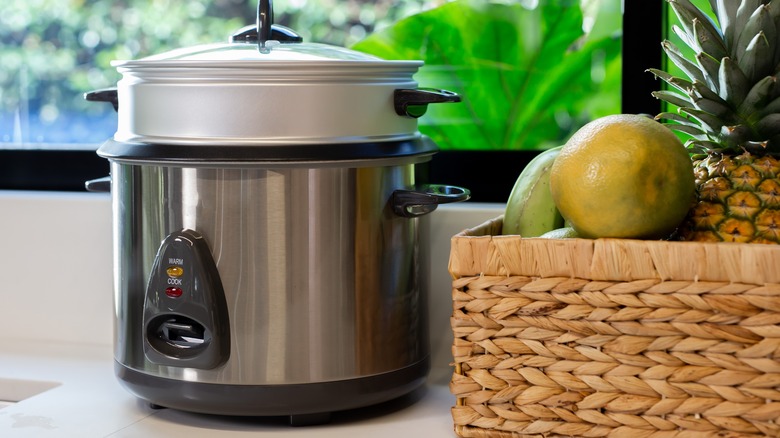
[0, 2, 663, 201]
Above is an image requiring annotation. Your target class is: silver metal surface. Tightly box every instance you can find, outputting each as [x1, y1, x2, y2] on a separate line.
[114, 63, 422, 145]
[111, 159, 430, 385]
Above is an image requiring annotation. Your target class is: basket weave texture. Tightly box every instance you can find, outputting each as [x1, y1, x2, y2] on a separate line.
[449, 216, 780, 438]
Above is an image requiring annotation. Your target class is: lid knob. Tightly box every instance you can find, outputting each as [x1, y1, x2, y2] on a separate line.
[230, 0, 303, 50]
[257, 0, 272, 47]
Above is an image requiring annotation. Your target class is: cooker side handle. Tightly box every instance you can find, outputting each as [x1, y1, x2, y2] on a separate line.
[85, 176, 112, 193]
[84, 88, 119, 112]
[392, 184, 470, 218]
[394, 88, 461, 118]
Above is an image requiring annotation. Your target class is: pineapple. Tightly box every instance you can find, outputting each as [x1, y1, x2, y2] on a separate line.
[650, 0, 780, 244]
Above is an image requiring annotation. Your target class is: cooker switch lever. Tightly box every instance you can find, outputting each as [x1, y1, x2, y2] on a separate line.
[159, 319, 206, 347]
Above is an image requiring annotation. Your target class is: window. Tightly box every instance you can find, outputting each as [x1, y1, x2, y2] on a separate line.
[0, 0, 661, 200]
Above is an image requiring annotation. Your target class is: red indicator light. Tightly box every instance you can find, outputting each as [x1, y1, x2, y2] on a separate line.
[165, 287, 183, 298]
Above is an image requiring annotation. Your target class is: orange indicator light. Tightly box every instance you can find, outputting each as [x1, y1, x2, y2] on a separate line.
[166, 266, 184, 277]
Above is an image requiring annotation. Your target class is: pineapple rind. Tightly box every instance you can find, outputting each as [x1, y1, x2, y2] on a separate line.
[683, 152, 780, 244]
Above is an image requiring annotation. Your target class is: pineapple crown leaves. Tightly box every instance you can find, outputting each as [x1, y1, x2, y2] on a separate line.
[649, 0, 780, 155]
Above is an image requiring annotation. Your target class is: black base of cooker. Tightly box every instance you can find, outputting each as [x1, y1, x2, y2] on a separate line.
[115, 356, 430, 425]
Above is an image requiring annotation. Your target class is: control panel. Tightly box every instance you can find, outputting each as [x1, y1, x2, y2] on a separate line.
[142, 229, 230, 369]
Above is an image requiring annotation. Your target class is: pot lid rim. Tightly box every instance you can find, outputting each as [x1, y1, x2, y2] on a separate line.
[111, 41, 423, 68]
[112, 59, 424, 69]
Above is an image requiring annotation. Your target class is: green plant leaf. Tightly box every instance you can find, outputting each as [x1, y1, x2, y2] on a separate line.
[351, 0, 621, 150]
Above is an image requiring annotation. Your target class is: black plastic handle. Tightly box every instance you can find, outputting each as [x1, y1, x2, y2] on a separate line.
[230, 24, 303, 44]
[392, 184, 470, 218]
[84, 88, 119, 112]
[258, 0, 273, 45]
[230, 0, 302, 47]
[394, 88, 461, 118]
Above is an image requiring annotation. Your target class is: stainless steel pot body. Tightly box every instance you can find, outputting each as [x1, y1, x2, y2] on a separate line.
[110, 154, 432, 387]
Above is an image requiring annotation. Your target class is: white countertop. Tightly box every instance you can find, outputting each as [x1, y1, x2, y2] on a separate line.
[0, 192, 504, 438]
[0, 340, 456, 438]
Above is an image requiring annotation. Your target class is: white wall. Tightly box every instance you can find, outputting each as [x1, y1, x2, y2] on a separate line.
[0, 191, 114, 345]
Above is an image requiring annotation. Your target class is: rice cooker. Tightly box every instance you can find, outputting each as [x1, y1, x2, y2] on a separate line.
[85, 0, 469, 426]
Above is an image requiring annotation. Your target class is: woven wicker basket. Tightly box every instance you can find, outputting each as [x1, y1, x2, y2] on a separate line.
[449, 216, 780, 438]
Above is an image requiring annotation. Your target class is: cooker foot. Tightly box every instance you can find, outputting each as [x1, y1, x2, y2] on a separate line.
[289, 412, 331, 426]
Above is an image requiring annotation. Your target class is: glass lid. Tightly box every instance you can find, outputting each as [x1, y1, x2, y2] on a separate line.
[123, 41, 387, 63]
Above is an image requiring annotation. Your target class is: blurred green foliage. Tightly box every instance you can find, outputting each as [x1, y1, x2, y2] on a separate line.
[3, 0, 247, 134]
[353, 0, 622, 150]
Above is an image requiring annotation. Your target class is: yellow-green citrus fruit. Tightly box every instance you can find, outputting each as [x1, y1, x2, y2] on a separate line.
[549, 114, 695, 239]
[539, 227, 580, 239]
